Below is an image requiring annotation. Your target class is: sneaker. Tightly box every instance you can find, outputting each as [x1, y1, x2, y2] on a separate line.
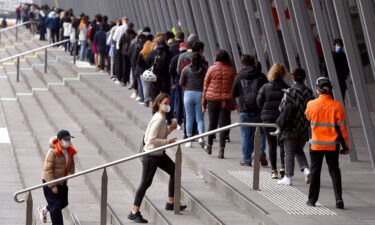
[128, 211, 148, 223]
[239, 161, 252, 166]
[121, 82, 126, 86]
[279, 167, 285, 178]
[185, 142, 192, 148]
[336, 200, 344, 209]
[136, 96, 141, 101]
[177, 125, 182, 130]
[226, 136, 230, 142]
[144, 102, 149, 107]
[165, 202, 187, 211]
[306, 201, 316, 207]
[260, 155, 268, 167]
[303, 168, 311, 184]
[130, 93, 136, 98]
[114, 80, 121, 85]
[198, 138, 205, 148]
[128, 85, 134, 90]
[138, 102, 145, 105]
[277, 176, 292, 186]
[37, 205, 47, 223]
[271, 170, 278, 179]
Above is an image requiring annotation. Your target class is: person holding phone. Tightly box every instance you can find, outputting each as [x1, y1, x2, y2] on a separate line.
[129, 93, 186, 223]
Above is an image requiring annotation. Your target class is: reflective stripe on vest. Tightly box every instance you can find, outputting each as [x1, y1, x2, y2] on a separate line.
[310, 121, 346, 127]
[309, 140, 339, 146]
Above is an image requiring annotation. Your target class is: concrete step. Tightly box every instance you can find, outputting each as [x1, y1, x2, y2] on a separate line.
[27, 63, 207, 225]
[40, 60, 262, 225]
[5, 72, 100, 225]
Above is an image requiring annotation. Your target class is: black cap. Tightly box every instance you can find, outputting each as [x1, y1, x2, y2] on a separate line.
[57, 130, 75, 140]
[316, 77, 332, 90]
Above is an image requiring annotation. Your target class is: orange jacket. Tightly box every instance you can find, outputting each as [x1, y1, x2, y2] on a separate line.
[305, 94, 349, 151]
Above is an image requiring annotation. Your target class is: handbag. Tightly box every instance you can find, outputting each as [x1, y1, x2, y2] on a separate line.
[221, 99, 237, 111]
[142, 68, 157, 82]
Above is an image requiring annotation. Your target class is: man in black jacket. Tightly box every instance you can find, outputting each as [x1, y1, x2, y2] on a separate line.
[332, 38, 350, 101]
[169, 31, 185, 57]
[119, 23, 137, 86]
[232, 55, 268, 166]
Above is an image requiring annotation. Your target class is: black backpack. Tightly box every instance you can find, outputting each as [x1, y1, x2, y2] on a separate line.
[241, 78, 260, 110]
[152, 50, 167, 75]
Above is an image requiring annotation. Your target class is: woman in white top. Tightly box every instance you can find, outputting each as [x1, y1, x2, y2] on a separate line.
[62, 15, 72, 52]
[128, 93, 186, 223]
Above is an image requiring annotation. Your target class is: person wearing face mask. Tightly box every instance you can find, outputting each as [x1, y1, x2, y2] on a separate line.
[129, 93, 186, 223]
[37, 130, 77, 225]
[332, 38, 350, 101]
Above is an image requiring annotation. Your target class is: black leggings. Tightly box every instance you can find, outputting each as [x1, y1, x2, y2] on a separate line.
[207, 100, 231, 148]
[265, 127, 285, 171]
[134, 154, 175, 206]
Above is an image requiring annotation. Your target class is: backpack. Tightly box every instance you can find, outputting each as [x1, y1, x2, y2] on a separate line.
[241, 78, 261, 110]
[152, 50, 167, 75]
[87, 27, 93, 40]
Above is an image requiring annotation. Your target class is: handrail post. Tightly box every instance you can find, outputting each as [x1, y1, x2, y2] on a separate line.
[73, 41, 77, 65]
[253, 127, 260, 190]
[174, 145, 182, 215]
[26, 191, 33, 225]
[44, 48, 48, 73]
[101, 168, 108, 225]
[16, 56, 20, 82]
[16, 26, 18, 42]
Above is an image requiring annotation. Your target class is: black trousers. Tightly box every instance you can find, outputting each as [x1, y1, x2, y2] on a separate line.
[121, 55, 131, 84]
[207, 100, 231, 148]
[308, 149, 342, 204]
[114, 50, 122, 81]
[265, 127, 285, 171]
[42, 181, 68, 225]
[50, 29, 59, 44]
[98, 49, 108, 70]
[134, 154, 175, 206]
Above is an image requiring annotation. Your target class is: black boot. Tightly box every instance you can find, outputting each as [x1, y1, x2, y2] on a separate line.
[218, 147, 224, 159]
[205, 145, 212, 155]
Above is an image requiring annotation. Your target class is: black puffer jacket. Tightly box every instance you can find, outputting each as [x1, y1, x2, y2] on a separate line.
[257, 77, 289, 122]
[232, 67, 268, 113]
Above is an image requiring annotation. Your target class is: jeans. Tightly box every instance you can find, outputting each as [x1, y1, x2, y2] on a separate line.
[207, 100, 231, 148]
[265, 127, 285, 171]
[239, 112, 266, 163]
[184, 91, 205, 137]
[79, 40, 87, 61]
[308, 149, 342, 204]
[283, 137, 309, 177]
[134, 154, 175, 206]
[63, 36, 70, 52]
[137, 75, 144, 102]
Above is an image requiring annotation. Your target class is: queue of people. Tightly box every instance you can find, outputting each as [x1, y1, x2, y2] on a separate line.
[22, 5, 351, 224]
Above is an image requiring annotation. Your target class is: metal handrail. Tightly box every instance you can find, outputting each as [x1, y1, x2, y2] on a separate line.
[0, 21, 36, 32]
[14, 122, 278, 203]
[0, 39, 69, 63]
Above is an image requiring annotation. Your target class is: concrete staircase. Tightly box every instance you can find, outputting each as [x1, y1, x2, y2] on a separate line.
[2, 26, 375, 225]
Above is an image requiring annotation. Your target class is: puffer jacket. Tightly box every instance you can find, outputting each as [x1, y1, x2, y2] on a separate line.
[202, 62, 236, 106]
[257, 77, 289, 122]
[42, 136, 77, 188]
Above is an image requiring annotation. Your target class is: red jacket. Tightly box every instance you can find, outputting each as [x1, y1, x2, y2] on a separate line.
[202, 62, 236, 106]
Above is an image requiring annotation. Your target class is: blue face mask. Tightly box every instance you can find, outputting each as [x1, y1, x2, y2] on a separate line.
[335, 46, 343, 53]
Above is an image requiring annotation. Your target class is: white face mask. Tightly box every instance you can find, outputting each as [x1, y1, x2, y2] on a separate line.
[61, 140, 71, 148]
[160, 104, 171, 113]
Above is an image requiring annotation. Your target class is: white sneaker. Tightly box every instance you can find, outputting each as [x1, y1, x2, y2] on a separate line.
[198, 138, 205, 148]
[177, 125, 182, 130]
[37, 205, 47, 223]
[185, 142, 192, 148]
[130, 93, 136, 99]
[114, 80, 121, 85]
[277, 176, 292, 186]
[304, 168, 311, 184]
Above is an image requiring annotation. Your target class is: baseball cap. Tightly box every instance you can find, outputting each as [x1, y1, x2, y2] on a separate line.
[179, 42, 187, 50]
[316, 77, 332, 90]
[57, 130, 75, 140]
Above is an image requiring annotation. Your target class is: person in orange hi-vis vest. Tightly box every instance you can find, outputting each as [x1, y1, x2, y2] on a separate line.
[305, 77, 349, 209]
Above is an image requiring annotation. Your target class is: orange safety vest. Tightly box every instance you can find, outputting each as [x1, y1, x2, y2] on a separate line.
[305, 94, 349, 151]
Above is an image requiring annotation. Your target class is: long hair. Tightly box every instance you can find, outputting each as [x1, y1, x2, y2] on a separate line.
[190, 53, 202, 72]
[152, 93, 170, 114]
[79, 15, 88, 30]
[267, 63, 286, 81]
[140, 40, 153, 59]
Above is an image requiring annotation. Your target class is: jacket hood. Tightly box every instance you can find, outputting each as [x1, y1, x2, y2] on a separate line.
[238, 67, 260, 80]
[49, 136, 77, 156]
[156, 43, 169, 51]
[48, 11, 57, 18]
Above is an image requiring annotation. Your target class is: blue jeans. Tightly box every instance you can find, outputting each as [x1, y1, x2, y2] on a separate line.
[239, 112, 266, 163]
[184, 91, 204, 137]
[79, 40, 87, 61]
[137, 75, 144, 102]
